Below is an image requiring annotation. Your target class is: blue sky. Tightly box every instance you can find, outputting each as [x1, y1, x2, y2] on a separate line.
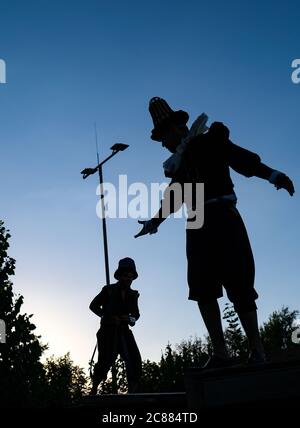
[0, 0, 299, 368]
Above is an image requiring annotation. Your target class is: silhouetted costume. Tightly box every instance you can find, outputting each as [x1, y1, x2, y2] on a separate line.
[89, 259, 142, 392]
[148, 98, 283, 313]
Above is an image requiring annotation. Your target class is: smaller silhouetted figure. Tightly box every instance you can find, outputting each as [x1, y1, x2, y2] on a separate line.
[89, 258, 142, 395]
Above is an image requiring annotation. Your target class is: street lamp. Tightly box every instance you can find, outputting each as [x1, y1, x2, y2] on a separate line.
[81, 143, 129, 285]
[81, 142, 129, 393]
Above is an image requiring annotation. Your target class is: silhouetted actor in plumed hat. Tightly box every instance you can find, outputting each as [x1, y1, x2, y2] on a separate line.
[89, 258, 142, 394]
[135, 97, 295, 369]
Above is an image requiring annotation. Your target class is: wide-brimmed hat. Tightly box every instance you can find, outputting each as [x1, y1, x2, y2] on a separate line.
[114, 257, 138, 280]
[149, 97, 189, 141]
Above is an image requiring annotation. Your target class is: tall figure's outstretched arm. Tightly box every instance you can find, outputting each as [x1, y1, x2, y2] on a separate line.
[227, 140, 295, 196]
[210, 121, 295, 196]
[258, 167, 295, 196]
[134, 178, 183, 238]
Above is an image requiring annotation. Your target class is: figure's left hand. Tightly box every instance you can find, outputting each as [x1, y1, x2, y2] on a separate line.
[134, 220, 158, 238]
[275, 173, 295, 196]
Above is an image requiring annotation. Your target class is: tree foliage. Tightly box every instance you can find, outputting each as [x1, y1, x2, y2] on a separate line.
[223, 303, 248, 359]
[0, 220, 88, 407]
[260, 306, 299, 355]
[0, 221, 47, 407]
[44, 353, 88, 407]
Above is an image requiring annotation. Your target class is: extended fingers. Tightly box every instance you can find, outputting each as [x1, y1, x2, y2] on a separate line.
[134, 228, 146, 238]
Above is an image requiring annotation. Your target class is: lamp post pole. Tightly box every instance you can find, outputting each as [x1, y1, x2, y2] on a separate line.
[98, 164, 110, 285]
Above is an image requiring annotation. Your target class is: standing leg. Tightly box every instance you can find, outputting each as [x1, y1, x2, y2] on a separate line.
[91, 326, 118, 395]
[237, 309, 265, 362]
[197, 299, 229, 359]
[223, 205, 265, 363]
[91, 361, 109, 395]
[119, 329, 142, 393]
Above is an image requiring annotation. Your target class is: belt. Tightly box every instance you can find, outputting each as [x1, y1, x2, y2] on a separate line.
[205, 193, 237, 206]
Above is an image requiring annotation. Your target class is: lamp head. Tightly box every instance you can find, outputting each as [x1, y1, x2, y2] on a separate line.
[110, 143, 129, 152]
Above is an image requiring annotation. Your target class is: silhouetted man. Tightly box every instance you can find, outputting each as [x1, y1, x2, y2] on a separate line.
[89, 257, 142, 394]
[135, 97, 295, 369]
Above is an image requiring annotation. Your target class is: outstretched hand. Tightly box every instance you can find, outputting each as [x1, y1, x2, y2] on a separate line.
[275, 173, 295, 196]
[134, 220, 158, 238]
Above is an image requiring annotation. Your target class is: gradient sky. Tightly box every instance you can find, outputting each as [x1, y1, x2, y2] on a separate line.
[0, 0, 299, 369]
